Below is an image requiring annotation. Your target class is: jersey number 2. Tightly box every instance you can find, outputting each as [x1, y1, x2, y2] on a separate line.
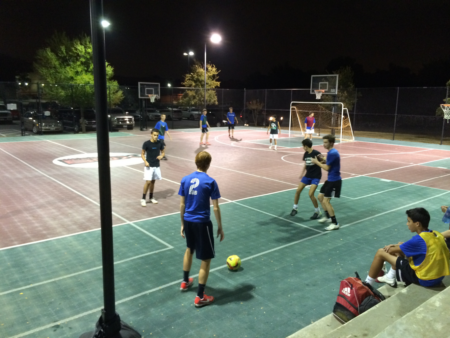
[189, 178, 199, 195]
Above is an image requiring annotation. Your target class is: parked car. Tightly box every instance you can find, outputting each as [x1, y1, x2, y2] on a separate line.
[181, 107, 201, 120]
[22, 110, 63, 134]
[58, 108, 96, 133]
[159, 108, 182, 120]
[0, 104, 13, 123]
[108, 107, 134, 130]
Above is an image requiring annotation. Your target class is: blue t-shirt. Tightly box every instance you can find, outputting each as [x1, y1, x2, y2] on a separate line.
[326, 148, 341, 182]
[400, 232, 445, 287]
[154, 121, 168, 139]
[227, 112, 236, 124]
[200, 115, 207, 128]
[178, 171, 221, 222]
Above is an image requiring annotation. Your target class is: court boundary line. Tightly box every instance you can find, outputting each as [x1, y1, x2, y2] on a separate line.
[353, 139, 450, 152]
[0, 147, 173, 249]
[10, 189, 450, 338]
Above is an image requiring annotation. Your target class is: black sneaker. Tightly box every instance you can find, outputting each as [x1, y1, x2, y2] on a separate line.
[290, 209, 298, 216]
[310, 211, 322, 220]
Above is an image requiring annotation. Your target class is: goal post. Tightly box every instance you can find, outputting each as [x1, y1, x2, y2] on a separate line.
[289, 101, 354, 142]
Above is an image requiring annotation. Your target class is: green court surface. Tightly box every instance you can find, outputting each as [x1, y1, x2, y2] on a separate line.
[246, 136, 343, 148]
[1, 176, 449, 338]
[422, 158, 450, 170]
[0, 132, 135, 143]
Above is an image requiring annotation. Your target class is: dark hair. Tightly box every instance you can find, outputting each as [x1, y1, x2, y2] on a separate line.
[202, 109, 207, 112]
[302, 138, 313, 148]
[195, 151, 212, 171]
[229, 106, 233, 109]
[151, 128, 159, 134]
[160, 113, 166, 117]
[323, 134, 335, 145]
[406, 208, 430, 229]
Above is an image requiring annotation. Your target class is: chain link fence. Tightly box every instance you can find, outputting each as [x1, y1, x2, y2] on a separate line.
[1, 81, 449, 144]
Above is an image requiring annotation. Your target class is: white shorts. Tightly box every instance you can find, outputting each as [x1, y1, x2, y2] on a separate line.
[306, 128, 314, 134]
[270, 134, 278, 139]
[143, 167, 162, 181]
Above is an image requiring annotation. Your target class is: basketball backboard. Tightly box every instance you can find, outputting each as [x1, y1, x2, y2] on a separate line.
[310, 75, 339, 95]
[138, 82, 160, 99]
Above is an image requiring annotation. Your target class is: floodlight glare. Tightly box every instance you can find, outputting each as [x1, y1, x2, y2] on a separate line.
[101, 20, 110, 28]
[189, 51, 194, 55]
[183, 53, 188, 55]
[168, 83, 171, 87]
[210, 33, 222, 44]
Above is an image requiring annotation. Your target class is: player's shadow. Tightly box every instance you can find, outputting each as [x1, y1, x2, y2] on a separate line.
[194, 146, 205, 153]
[202, 283, 255, 306]
[155, 188, 176, 199]
[230, 136, 242, 142]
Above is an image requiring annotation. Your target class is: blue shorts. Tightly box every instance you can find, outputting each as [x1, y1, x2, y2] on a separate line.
[184, 220, 215, 260]
[301, 177, 320, 186]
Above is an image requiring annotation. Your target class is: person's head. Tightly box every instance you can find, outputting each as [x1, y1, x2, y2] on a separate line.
[322, 134, 335, 150]
[202, 109, 207, 115]
[302, 138, 313, 150]
[406, 208, 430, 231]
[150, 128, 159, 142]
[160, 113, 166, 122]
[195, 151, 211, 172]
[229, 107, 233, 112]
[309, 112, 314, 117]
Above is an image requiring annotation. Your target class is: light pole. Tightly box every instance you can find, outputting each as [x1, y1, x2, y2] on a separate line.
[183, 51, 194, 72]
[204, 33, 221, 108]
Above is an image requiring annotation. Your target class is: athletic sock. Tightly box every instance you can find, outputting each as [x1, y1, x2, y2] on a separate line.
[142, 194, 146, 200]
[293, 204, 298, 209]
[331, 216, 337, 224]
[365, 276, 376, 286]
[387, 268, 396, 279]
[325, 211, 330, 218]
[197, 283, 205, 299]
[183, 271, 190, 283]
[315, 207, 320, 213]
[150, 193, 153, 199]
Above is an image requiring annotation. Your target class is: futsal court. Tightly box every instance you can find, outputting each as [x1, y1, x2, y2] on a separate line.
[1, 127, 450, 338]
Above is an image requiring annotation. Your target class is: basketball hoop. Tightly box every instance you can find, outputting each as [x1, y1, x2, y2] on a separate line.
[314, 89, 325, 100]
[441, 104, 450, 123]
[148, 94, 158, 103]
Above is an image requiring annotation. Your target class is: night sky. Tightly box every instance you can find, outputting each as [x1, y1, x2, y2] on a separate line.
[1, 0, 449, 86]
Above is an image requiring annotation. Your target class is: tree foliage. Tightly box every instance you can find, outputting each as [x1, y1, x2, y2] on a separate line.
[179, 62, 220, 107]
[33, 32, 123, 112]
[321, 66, 359, 111]
[246, 99, 264, 126]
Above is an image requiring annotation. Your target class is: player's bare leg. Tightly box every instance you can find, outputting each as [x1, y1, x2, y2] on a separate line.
[308, 185, 322, 219]
[205, 132, 211, 145]
[148, 179, 158, 203]
[274, 139, 277, 150]
[269, 138, 273, 149]
[291, 182, 306, 216]
[195, 259, 214, 307]
[181, 248, 194, 292]
[141, 180, 151, 206]
[200, 133, 205, 145]
[318, 195, 339, 230]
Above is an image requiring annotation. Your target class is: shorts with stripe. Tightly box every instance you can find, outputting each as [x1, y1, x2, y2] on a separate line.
[395, 257, 420, 286]
[184, 220, 215, 260]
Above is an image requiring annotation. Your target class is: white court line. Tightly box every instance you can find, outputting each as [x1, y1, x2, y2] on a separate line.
[11, 189, 450, 338]
[213, 133, 300, 153]
[0, 147, 173, 249]
[353, 139, 450, 153]
[0, 247, 172, 297]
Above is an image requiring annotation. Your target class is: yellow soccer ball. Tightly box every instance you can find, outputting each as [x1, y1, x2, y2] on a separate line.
[227, 255, 241, 271]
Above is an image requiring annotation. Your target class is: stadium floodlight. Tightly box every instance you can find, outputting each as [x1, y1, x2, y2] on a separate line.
[101, 20, 110, 28]
[204, 33, 222, 107]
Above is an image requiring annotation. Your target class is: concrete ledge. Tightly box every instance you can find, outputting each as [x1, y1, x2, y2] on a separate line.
[287, 314, 340, 338]
[322, 284, 440, 338]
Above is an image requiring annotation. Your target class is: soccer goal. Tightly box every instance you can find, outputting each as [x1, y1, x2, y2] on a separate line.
[289, 101, 354, 142]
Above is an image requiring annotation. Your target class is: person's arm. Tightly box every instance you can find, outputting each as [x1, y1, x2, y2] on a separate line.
[267, 125, 270, 133]
[383, 243, 405, 255]
[311, 156, 330, 171]
[141, 149, 149, 167]
[180, 196, 186, 238]
[278, 122, 281, 133]
[441, 230, 450, 238]
[207, 121, 211, 128]
[165, 130, 172, 140]
[441, 206, 449, 213]
[212, 199, 224, 241]
[199, 118, 202, 129]
[226, 114, 231, 124]
[299, 164, 306, 179]
[312, 119, 315, 129]
[235, 116, 238, 124]
[157, 148, 165, 160]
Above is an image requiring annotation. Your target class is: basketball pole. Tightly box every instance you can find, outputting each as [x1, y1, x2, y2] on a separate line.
[440, 86, 449, 145]
[80, 0, 141, 337]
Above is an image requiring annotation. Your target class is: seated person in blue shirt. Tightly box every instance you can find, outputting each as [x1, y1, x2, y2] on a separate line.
[364, 208, 450, 288]
[179, 151, 224, 307]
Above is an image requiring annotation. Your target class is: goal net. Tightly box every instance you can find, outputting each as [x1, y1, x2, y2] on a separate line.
[289, 101, 354, 142]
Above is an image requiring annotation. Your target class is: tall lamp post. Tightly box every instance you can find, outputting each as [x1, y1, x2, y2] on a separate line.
[183, 51, 194, 72]
[204, 33, 221, 108]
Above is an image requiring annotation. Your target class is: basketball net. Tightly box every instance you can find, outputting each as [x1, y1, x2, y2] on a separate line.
[314, 90, 325, 100]
[148, 94, 157, 103]
[441, 104, 450, 123]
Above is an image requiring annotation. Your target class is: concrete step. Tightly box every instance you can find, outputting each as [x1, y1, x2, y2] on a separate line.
[322, 284, 440, 338]
[374, 283, 450, 338]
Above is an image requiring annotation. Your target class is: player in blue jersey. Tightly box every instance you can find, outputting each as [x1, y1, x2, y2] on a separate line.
[154, 114, 172, 160]
[311, 134, 342, 230]
[179, 151, 224, 307]
[226, 106, 238, 138]
[200, 109, 211, 146]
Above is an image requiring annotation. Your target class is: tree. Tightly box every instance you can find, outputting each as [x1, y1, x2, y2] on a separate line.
[33, 32, 123, 115]
[246, 99, 264, 126]
[179, 62, 220, 108]
[321, 66, 358, 111]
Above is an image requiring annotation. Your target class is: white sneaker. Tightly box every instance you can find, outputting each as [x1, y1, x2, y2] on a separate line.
[318, 216, 332, 223]
[377, 275, 397, 288]
[269, 145, 273, 149]
[150, 198, 158, 204]
[140, 199, 146, 207]
[325, 223, 340, 231]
